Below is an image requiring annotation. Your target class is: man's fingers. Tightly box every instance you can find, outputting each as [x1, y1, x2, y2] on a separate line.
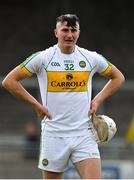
[45, 111, 52, 120]
[88, 110, 93, 117]
[88, 109, 96, 117]
[37, 107, 52, 120]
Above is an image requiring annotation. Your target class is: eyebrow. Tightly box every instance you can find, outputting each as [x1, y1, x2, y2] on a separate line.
[60, 27, 78, 32]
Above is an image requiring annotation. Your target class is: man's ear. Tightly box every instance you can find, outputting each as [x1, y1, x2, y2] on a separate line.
[54, 29, 58, 38]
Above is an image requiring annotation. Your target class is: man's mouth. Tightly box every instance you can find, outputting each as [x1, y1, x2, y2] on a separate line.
[65, 40, 73, 43]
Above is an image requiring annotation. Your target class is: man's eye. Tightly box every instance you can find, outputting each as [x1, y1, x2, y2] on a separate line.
[62, 29, 69, 32]
[61, 28, 77, 33]
[71, 29, 77, 32]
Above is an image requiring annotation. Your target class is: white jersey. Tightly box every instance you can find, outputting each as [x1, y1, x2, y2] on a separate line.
[20, 44, 112, 137]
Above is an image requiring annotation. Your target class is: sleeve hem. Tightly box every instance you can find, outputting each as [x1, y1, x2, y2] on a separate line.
[100, 64, 112, 77]
[19, 64, 33, 77]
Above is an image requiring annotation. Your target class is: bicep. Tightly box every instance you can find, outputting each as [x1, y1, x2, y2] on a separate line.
[103, 65, 124, 80]
[6, 66, 32, 81]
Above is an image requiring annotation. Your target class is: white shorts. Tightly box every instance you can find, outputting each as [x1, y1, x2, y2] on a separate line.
[38, 131, 100, 172]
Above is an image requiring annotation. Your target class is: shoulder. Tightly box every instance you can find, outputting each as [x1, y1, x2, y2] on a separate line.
[76, 46, 98, 59]
[77, 46, 109, 64]
[40, 45, 57, 59]
[76, 46, 102, 68]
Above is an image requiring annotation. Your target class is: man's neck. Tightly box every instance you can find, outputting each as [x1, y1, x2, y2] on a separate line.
[58, 44, 75, 54]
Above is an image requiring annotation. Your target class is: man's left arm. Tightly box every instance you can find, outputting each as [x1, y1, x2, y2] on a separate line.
[90, 65, 125, 114]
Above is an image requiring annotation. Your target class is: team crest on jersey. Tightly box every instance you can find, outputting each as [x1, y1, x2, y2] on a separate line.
[79, 61, 86, 68]
[42, 159, 49, 166]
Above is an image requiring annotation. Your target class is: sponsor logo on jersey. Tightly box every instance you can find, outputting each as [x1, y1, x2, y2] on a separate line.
[47, 71, 90, 92]
[51, 62, 61, 66]
[79, 61, 86, 68]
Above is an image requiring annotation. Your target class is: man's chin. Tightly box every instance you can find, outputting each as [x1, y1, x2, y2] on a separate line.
[64, 42, 74, 47]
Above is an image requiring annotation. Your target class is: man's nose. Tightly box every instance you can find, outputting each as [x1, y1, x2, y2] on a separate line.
[67, 30, 73, 37]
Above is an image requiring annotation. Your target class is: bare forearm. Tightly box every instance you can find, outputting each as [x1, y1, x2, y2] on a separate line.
[94, 77, 124, 103]
[2, 66, 52, 120]
[2, 77, 39, 108]
[90, 72, 125, 115]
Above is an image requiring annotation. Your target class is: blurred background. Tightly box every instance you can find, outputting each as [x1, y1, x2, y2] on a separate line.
[0, 0, 134, 179]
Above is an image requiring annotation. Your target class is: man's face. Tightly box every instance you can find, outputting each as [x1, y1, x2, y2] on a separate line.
[54, 21, 80, 49]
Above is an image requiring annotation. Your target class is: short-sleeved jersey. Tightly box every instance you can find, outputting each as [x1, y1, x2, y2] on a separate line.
[20, 44, 112, 137]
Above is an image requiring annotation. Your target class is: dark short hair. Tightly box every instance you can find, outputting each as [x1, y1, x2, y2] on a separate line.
[56, 14, 80, 28]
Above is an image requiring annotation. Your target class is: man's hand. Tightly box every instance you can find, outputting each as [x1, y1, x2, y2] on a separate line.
[89, 98, 102, 116]
[32, 102, 52, 120]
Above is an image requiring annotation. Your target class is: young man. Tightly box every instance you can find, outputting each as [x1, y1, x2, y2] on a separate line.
[2, 14, 125, 179]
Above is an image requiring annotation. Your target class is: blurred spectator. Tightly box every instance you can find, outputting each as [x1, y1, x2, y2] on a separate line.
[24, 122, 39, 159]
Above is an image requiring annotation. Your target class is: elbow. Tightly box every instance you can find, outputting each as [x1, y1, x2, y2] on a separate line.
[2, 77, 11, 90]
[120, 74, 125, 85]
[116, 73, 125, 89]
[2, 78, 8, 89]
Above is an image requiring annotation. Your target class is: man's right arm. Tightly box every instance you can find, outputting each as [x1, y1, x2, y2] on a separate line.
[2, 66, 52, 120]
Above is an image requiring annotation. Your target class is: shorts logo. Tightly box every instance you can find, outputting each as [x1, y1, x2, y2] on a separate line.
[42, 159, 49, 166]
[51, 62, 60, 66]
[79, 61, 86, 68]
